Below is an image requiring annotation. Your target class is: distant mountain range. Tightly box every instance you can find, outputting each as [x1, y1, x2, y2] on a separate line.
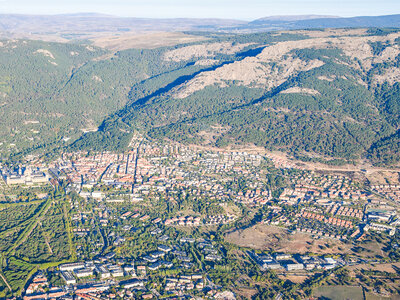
[0, 13, 400, 41]
[246, 14, 400, 31]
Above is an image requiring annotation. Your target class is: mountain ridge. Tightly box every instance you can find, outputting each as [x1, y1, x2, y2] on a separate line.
[0, 28, 400, 166]
[1, 13, 400, 43]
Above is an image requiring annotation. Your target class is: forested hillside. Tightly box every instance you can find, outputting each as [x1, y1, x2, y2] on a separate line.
[73, 28, 400, 166]
[2, 28, 400, 166]
[0, 39, 198, 157]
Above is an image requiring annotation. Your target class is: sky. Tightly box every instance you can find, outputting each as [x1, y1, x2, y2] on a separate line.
[0, 0, 399, 20]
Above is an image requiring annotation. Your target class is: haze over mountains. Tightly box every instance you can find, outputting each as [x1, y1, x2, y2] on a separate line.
[1, 13, 400, 42]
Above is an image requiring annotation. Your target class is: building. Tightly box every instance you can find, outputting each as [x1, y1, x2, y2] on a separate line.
[158, 245, 172, 252]
[262, 262, 281, 270]
[285, 263, 304, 271]
[75, 268, 93, 278]
[123, 279, 144, 289]
[61, 271, 76, 285]
[97, 266, 111, 279]
[59, 262, 85, 272]
[107, 265, 124, 278]
[148, 261, 163, 271]
[274, 253, 291, 260]
[365, 223, 396, 236]
[2, 166, 49, 185]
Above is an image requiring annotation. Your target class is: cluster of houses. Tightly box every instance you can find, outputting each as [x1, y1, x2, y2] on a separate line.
[203, 214, 236, 226]
[46, 140, 273, 211]
[327, 204, 364, 219]
[164, 216, 202, 226]
[24, 273, 67, 300]
[299, 210, 353, 228]
[371, 184, 400, 201]
[164, 274, 204, 292]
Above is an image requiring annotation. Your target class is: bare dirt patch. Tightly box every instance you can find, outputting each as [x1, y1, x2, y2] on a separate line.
[163, 42, 252, 62]
[233, 288, 258, 299]
[280, 87, 320, 95]
[225, 224, 351, 254]
[348, 262, 400, 273]
[367, 171, 400, 185]
[278, 274, 309, 284]
[170, 32, 400, 99]
[34, 49, 55, 59]
[374, 67, 400, 85]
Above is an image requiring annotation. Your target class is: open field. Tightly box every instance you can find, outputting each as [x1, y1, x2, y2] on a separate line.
[314, 286, 364, 300]
[224, 224, 352, 254]
[278, 274, 309, 283]
[348, 262, 400, 273]
[91, 32, 208, 50]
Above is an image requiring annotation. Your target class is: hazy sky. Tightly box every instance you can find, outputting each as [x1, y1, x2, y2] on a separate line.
[1, 0, 399, 20]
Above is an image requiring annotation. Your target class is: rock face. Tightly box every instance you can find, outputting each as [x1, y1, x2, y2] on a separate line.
[163, 42, 252, 62]
[168, 33, 400, 99]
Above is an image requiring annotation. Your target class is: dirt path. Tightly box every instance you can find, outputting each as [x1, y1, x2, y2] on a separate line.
[39, 223, 53, 255]
[0, 272, 12, 292]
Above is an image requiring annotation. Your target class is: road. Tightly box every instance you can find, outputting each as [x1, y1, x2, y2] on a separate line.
[132, 139, 143, 192]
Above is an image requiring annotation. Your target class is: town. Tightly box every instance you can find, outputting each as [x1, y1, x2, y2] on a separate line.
[0, 137, 400, 299]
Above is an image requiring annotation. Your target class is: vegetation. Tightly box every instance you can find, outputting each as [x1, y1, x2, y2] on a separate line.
[2, 30, 400, 166]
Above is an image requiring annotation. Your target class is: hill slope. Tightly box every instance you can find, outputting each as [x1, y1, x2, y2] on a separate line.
[72, 29, 400, 166]
[1, 29, 400, 166]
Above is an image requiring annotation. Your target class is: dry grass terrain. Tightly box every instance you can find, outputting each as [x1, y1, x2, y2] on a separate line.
[91, 32, 208, 51]
[278, 274, 309, 283]
[348, 262, 400, 273]
[366, 171, 400, 185]
[225, 224, 351, 254]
